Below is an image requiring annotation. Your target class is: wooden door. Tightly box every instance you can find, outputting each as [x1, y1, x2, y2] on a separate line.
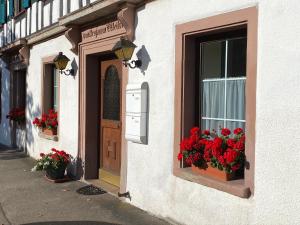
[100, 59, 122, 176]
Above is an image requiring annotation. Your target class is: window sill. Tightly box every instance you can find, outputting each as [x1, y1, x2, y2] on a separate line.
[173, 167, 251, 198]
[38, 132, 58, 142]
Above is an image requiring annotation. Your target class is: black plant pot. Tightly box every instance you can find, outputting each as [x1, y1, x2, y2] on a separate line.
[46, 166, 66, 180]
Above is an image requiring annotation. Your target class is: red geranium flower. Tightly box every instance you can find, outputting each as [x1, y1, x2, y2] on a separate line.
[221, 128, 231, 136]
[203, 130, 210, 135]
[227, 138, 236, 148]
[224, 149, 239, 164]
[180, 138, 192, 151]
[234, 141, 244, 151]
[234, 128, 244, 135]
[190, 127, 200, 135]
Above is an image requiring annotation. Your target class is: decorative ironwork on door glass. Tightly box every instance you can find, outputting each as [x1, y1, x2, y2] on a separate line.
[103, 65, 120, 121]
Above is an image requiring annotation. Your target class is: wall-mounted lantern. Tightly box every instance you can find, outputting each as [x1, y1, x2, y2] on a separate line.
[112, 37, 142, 69]
[53, 52, 74, 76]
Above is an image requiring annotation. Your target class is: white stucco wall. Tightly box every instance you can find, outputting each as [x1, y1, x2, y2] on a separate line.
[0, 60, 12, 146]
[125, 1, 300, 225]
[26, 35, 79, 171]
[1, 0, 299, 224]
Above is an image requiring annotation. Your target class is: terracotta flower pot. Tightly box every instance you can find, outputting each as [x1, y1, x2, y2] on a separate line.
[43, 128, 57, 136]
[191, 164, 236, 181]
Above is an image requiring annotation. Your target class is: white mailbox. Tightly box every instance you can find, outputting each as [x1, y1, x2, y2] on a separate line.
[125, 82, 148, 144]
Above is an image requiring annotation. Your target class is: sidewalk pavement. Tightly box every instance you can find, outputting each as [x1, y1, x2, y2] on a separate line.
[0, 147, 170, 225]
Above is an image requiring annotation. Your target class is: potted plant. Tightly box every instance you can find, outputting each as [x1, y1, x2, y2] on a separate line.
[33, 109, 58, 135]
[177, 127, 245, 181]
[33, 148, 70, 180]
[6, 108, 26, 125]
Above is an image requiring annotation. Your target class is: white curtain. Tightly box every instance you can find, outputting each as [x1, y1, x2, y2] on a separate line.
[201, 79, 245, 131]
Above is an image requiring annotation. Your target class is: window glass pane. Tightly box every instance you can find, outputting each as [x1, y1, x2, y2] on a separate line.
[226, 79, 245, 120]
[227, 38, 247, 78]
[201, 80, 225, 118]
[201, 40, 225, 79]
[103, 65, 120, 121]
[226, 121, 245, 132]
[201, 119, 224, 133]
[15, 71, 26, 109]
[52, 67, 59, 112]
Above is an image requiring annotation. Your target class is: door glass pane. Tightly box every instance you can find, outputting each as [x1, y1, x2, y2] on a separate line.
[226, 79, 245, 120]
[201, 40, 225, 79]
[227, 38, 247, 78]
[103, 65, 120, 121]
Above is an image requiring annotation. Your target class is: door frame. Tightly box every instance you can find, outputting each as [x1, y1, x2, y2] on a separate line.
[78, 36, 128, 193]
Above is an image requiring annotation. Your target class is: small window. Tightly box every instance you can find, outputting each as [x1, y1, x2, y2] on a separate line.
[42, 64, 59, 113]
[13, 70, 26, 109]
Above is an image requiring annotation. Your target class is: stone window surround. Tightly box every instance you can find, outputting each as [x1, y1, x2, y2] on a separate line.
[173, 6, 258, 198]
[40, 55, 59, 140]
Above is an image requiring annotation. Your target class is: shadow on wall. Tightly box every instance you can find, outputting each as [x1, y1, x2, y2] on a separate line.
[0, 59, 12, 146]
[25, 90, 41, 155]
[22, 221, 120, 225]
[134, 5, 151, 76]
[136, 45, 151, 75]
[71, 58, 78, 80]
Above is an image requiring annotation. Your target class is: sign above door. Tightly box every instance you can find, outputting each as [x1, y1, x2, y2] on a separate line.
[81, 20, 126, 44]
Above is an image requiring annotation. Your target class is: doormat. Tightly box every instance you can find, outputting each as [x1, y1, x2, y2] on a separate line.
[76, 185, 107, 195]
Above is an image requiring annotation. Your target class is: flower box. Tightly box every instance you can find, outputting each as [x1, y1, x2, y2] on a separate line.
[42, 128, 57, 136]
[191, 164, 236, 181]
[33, 109, 58, 136]
[178, 127, 245, 182]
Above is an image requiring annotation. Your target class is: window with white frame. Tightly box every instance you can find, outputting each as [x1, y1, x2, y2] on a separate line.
[197, 30, 247, 132]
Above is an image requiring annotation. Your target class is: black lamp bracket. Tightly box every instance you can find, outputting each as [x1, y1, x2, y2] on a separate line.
[123, 60, 142, 69]
[60, 69, 75, 76]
